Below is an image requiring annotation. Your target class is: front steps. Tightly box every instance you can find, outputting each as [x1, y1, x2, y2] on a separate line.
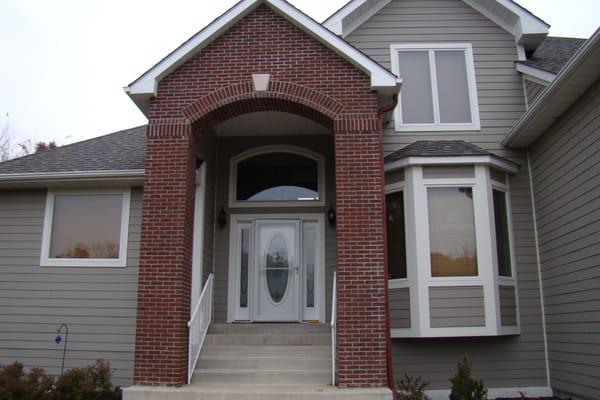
[193, 323, 331, 386]
[123, 323, 393, 400]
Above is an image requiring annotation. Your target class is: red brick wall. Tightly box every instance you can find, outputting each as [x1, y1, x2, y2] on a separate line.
[135, 120, 196, 386]
[136, 4, 389, 388]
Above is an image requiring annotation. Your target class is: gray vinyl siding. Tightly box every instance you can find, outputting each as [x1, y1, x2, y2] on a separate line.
[348, 0, 547, 389]
[530, 79, 600, 400]
[524, 79, 547, 107]
[389, 288, 410, 328]
[212, 135, 336, 323]
[385, 169, 405, 186]
[499, 286, 518, 326]
[0, 188, 141, 386]
[429, 286, 485, 327]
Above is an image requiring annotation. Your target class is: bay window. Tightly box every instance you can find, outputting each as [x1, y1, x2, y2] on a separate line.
[385, 161, 519, 338]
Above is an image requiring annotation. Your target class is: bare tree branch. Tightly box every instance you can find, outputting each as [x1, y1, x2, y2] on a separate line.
[0, 113, 11, 162]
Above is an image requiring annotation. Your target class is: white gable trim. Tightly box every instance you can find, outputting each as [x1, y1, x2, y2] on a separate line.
[125, 0, 399, 108]
[324, 0, 392, 37]
[324, 0, 548, 48]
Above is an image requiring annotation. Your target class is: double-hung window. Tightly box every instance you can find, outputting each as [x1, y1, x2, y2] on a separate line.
[391, 43, 480, 131]
[41, 190, 131, 267]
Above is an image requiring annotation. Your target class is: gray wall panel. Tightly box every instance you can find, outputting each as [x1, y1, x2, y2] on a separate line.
[429, 286, 485, 328]
[389, 288, 410, 328]
[530, 79, 600, 400]
[500, 286, 518, 326]
[0, 188, 141, 386]
[525, 80, 546, 106]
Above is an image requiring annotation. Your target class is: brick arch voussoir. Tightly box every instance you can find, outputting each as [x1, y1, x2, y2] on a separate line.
[182, 81, 345, 130]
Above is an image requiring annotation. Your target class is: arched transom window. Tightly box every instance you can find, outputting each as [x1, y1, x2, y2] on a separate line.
[230, 146, 325, 207]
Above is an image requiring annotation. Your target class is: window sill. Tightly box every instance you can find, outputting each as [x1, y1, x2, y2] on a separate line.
[391, 326, 521, 338]
[41, 258, 127, 268]
[395, 123, 481, 132]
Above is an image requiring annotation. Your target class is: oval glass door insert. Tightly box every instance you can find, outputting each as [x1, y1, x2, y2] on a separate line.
[265, 234, 289, 303]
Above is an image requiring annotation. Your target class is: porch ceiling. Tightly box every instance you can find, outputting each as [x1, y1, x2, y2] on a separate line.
[214, 112, 331, 137]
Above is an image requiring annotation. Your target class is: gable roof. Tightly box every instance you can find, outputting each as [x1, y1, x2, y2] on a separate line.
[125, 0, 401, 114]
[0, 126, 146, 182]
[324, 0, 549, 50]
[504, 28, 600, 147]
[519, 36, 587, 74]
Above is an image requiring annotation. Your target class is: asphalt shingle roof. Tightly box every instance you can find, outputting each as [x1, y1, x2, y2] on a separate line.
[385, 140, 493, 163]
[0, 125, 147, 175]
[519, 36, 587, 74]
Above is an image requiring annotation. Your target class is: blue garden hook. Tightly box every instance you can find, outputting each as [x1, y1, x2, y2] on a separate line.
[55, 323, 69, 375]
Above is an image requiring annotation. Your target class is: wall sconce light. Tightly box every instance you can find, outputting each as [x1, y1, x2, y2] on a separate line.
[218, 207, 227, 228]
[327, 204, 336, 227]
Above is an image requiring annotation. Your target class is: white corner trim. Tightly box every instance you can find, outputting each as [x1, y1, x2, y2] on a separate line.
[125, 0, 399, 100]
[527, 150, 552, 387]
[385, 156, 520, 174]
[0, 169, 145, 183]
[516, 63, 556, 84]
[426, 387, 553, 400]
[390, 43, 481, 133]
[40, 189, 132, 268]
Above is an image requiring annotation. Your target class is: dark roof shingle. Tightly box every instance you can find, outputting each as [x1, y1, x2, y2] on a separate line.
[0, 125, 147, 175]
[385, 140, 492, 163]
[519, 36, 587, 74]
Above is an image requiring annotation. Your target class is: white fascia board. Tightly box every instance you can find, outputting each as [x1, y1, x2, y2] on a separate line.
[326, 0, 548, 44]
[0, 169, 145, 183]
[385, 156, 520, 174]
[126, 0, 260, 97]
[322, 0, 365, 35]
[516, 63, 556, 84]
[125, 0, 398, 99]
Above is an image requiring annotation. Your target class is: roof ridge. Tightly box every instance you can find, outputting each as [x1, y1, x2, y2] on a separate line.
[0, 125, 147, 166]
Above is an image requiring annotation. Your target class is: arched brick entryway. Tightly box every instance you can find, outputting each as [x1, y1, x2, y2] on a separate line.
[135, 4, 389, 389]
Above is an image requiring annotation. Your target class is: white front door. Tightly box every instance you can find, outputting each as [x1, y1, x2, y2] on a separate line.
[253, 220, 301, 321]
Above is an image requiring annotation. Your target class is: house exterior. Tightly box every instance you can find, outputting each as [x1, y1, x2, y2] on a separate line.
[0, 1, 598, 399]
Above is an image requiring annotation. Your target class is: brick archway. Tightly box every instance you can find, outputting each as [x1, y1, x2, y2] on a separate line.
[182, 81, 345, 130]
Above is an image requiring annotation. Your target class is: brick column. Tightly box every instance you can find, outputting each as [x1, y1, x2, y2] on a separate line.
[333, 116, 389, 388]
[134, 119, 196, 386]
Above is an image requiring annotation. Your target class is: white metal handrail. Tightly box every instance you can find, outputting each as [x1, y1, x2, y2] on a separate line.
[187, 273, 214, 384]
[331, 271, 337, 386]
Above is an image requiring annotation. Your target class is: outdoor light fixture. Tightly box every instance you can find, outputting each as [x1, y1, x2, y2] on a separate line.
[327, 204, 336, 226]
[218, 207, 227, 228]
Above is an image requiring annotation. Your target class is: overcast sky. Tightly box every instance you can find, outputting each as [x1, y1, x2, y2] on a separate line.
[1, 0, 598, 150]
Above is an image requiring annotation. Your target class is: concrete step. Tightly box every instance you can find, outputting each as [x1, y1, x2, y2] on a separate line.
[209, 323, 330, 334]
[200, 344, 331, 358]
[196, 355, 331, 370]
[124, 384, 393, 400]
[204, 332, 330, 345]
[192, 368, 331, 385]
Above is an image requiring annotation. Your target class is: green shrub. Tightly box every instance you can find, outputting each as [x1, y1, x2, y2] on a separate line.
[449, 357, 488, 400]
[0, 360, 120, 400]
[397, 373, 431, 400]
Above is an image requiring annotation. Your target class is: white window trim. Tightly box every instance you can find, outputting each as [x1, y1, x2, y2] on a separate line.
[386, 165, 520, 338]
[229, 145, 326, 208]
[390, 43, 481, 132]
[40, 189, 131, 268]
